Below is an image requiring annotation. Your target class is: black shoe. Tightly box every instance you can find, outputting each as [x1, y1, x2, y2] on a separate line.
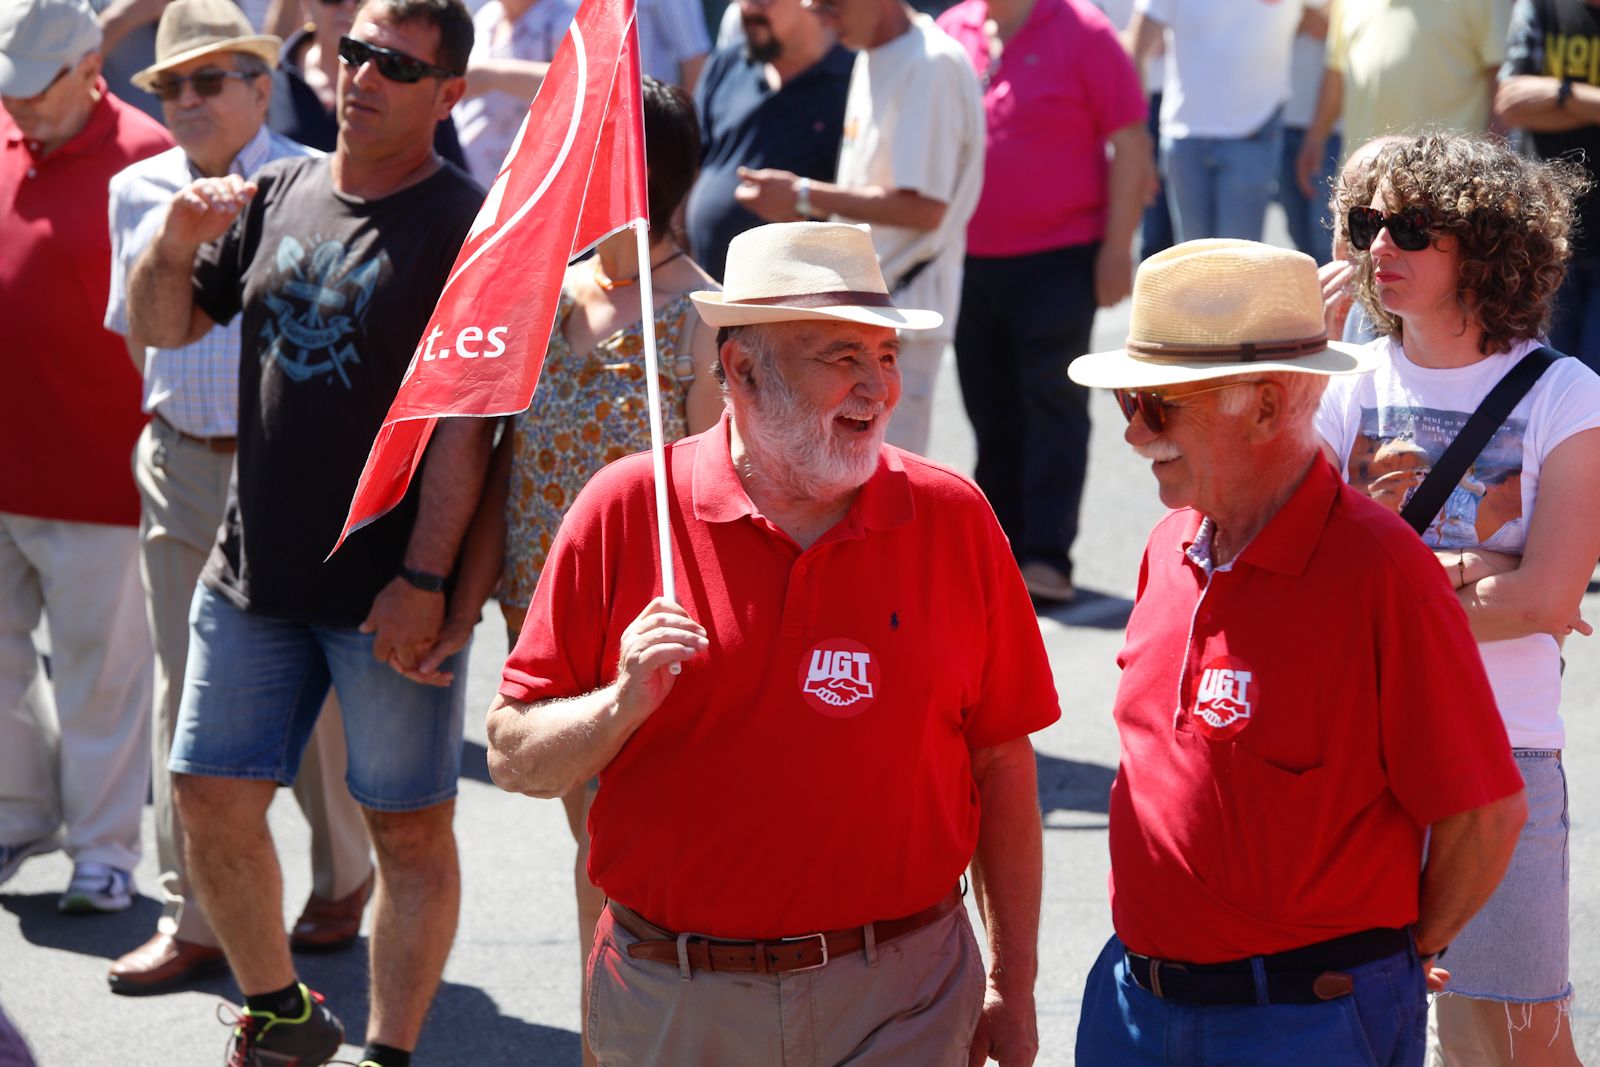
[223, 983, 344, 1066]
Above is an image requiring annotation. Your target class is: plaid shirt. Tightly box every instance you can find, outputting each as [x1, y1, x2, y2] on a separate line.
[105, 125, 315, 437]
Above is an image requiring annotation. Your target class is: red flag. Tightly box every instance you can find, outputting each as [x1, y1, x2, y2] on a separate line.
[331, 0, 647, 553]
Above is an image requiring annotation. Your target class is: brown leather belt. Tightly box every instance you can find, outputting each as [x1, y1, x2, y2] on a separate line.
[612, 887, 962, 975]
[153, 412, 237, 454]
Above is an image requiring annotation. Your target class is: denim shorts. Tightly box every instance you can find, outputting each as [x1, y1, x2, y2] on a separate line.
[1438, 750, 1571, 1003]
[169, 585, 468, 812]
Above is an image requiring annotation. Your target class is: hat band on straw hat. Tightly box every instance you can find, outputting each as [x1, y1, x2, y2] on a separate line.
[739, 290, 895, 309]
[1126, 333, 1329, 365]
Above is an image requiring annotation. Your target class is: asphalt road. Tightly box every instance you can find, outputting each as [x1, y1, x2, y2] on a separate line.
[5, 225, 1599, 1065]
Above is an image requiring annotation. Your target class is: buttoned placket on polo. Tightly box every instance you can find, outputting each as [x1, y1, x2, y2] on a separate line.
[1174, 517, 1240, 731]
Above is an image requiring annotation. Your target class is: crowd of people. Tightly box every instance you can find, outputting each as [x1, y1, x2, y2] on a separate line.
[2, 0, 1599, 1062]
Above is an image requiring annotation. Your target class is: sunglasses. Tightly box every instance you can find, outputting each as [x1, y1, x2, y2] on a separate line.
[338, 35, 459, 83]
[1113, 381, 1259, 434]
[1347, 205, 1434, 253]
[148, 68, 258, 102]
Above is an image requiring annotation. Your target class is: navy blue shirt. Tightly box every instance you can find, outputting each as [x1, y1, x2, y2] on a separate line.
[685, 42, 854, 282]
[268, 29, 467, 169]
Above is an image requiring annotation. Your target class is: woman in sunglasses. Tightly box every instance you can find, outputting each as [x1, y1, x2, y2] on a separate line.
[1316, 132, 1600, 1066]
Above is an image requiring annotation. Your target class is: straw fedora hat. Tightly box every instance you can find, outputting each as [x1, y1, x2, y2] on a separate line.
[132, 0, 279, 92]
[1068, 239, 1378, 389]
[692, 222, 943, 331]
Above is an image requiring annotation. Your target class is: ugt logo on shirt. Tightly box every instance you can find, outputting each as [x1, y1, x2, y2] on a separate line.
[1192, 655, 1257, 740]
[799, 639, 879, 718]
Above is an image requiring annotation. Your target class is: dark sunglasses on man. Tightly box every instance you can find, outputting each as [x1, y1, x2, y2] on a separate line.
[1346, 205, 1434, 253]
[1112, 381, 1258, 434]
[337, 35, 460, 83]
[148, 67, 259, 102]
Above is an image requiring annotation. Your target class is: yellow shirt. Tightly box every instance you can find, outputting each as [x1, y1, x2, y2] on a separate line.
[1327, 0, 1510, 150]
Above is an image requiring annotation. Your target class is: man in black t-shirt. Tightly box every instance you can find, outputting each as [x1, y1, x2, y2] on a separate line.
[126, 0, 488, 1063]
[1499, 0, 1600, 373]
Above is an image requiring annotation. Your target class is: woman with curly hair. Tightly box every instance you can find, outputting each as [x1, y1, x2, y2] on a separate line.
[1317, 131, 1600, 1065]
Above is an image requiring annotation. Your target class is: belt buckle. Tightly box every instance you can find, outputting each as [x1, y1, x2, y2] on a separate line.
[780, 932, 829, 972]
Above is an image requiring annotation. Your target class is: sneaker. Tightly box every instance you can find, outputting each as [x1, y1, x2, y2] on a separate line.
[0, 836, 56, 886]
[58, 862, 134, 913]
[223, 984, 345, 1067]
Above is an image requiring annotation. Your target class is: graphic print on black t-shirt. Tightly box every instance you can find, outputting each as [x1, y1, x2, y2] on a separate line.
[259, 236, 388, 388]
[191, 155, 485, 626]
[1345, 405, 1528, 550]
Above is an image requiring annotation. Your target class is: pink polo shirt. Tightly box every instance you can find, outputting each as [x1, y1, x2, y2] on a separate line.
[938, 0, 1146, 257]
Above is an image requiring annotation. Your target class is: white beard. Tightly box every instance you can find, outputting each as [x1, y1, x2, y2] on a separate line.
[739, 364, 888, 500]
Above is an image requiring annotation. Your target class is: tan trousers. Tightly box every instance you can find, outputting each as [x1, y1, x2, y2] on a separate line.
[135, 419, 370, 945]
[883, 335, 945, 456]
[0, 514, 150, 870]
[585, 902, 986, 1066]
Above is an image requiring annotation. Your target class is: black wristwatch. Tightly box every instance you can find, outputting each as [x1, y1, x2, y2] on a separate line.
[399, 566, 448, 593]
[1558, 78, 1575, 110]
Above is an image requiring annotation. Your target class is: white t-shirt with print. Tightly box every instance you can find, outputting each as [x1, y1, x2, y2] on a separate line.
[833, 14, 985, 343]
[1137, 0, 1304, 138]
[1316, 338, 1600, 748]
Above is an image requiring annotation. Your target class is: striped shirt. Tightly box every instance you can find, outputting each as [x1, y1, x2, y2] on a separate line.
[637, 0, 710, 85]
[105, 125, 316, 437]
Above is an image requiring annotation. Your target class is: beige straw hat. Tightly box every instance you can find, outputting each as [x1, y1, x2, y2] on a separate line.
[132, 0, 279, 92]
[692, 222, 943, 331]
[1068, 239, 1378, 389]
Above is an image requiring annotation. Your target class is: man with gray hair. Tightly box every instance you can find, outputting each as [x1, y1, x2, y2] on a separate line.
[489, 221, 1056, 1066]
[1067, 239, 1530, 1065]
[0, 0, 169, 911]
[103, 0, 375, 998]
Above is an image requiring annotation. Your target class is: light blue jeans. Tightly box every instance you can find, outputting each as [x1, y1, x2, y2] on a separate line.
[1076, 934, 1427, 1066]
[1162, 108, 1285, 244]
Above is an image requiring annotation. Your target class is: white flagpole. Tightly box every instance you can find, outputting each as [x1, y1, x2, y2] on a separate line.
[634, 219, 679, 620]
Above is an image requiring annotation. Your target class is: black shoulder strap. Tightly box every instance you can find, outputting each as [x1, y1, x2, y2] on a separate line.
[1400, 346, 1562, 535]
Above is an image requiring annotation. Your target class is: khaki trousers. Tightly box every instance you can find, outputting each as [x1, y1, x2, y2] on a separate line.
[135, 419, 370, 945]
[883, 335, 946, 456]
[0, 514, 151, 870]
[585, 902, 986, 1066]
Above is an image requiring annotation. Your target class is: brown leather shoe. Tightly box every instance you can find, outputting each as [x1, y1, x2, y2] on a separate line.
[107, 933, 226, 996]
[289, 870, 375, 953]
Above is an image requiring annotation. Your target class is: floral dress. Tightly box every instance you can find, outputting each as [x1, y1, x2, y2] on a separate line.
[501, 288, 700, 608]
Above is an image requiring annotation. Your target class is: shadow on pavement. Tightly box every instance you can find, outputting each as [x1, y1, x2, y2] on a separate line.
[414, 984, 583, 1066]
[0, 891, 163, 961]
[1036, 752, 1115, 817]
[461, 740, 493, 786]
[1034, 588, 1132, 630]
[217, 943, 581, 1067]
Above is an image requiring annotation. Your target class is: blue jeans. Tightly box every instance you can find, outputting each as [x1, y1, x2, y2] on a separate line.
[1278, 127, 1341, 264]
[1075, 935, 1428, 1066]
[1162, 109, 1284, 244]
[1550, 256, 1600, 375]
[170, 585, 469, 811]
[1141, 91, 1175, 259]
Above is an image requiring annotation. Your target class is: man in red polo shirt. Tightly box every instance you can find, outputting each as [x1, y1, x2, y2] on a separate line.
[1066, 239, 1528, 1065]
[490, 221, 1059, 1067]
[0, 0, 170, 910]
